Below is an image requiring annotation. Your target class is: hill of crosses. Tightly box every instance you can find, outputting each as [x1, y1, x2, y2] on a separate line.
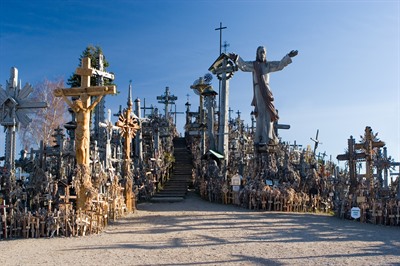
[0, 51, 399, 240]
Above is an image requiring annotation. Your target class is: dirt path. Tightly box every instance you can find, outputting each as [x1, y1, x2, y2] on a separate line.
[1, 192, 399, 266]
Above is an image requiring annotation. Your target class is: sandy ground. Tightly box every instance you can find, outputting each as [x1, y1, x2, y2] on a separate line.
[1, 192, 399, 266]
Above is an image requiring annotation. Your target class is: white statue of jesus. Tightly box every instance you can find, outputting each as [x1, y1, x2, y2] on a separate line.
[230, 47, 298, 145]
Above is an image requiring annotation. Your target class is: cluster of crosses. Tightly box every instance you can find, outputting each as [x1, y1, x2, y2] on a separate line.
[184, 53, 400, 226]
[0, 49, 399, 239]
[0, 56, 179, 239]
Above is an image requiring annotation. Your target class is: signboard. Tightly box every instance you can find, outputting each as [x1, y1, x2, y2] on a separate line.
[188, 130, 201, 136]
[265, 179, 273, 186]
[351, 207, 361, 219]
[357, 196, 366, 203]
[231, 174, 241, 186]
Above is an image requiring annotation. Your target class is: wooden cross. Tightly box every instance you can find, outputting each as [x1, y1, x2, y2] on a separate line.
[115, 81, 140, 174]
[337, 136, 366, 195]
[59, 184, 77, 204]
[54, 57, 116, 166]
[354, 126, 385, 196]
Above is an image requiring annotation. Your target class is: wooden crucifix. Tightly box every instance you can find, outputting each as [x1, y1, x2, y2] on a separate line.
[115, 82, 140, 213]
[54, 57, 116, 166]
[115, 81, 140, 174]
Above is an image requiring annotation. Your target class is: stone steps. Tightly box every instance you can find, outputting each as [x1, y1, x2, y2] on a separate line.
[150, 137, 193, 203]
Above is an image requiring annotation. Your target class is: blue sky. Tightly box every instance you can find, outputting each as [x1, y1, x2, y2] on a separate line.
[0, 0, 399, 167]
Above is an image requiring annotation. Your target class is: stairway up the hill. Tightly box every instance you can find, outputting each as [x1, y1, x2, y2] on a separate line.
[150, 137, 193, 203]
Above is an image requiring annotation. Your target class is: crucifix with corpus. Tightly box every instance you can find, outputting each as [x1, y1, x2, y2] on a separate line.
[54, 57, 116, 166]
[115, 81, 140, 213]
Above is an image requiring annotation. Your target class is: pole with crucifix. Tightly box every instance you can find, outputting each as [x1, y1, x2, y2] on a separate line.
[99, 109, 119, 170]
[93, 53, 115, 146]
[115, 81, 140, 212]
[185, 96, 191, 128]
[215, 22, 227, 56]
[134, 97, 143, 164]
[157, 87, 177, 119]
[209, 53, 238, 168]
[54, 57, 116, 210]
[215, 22, 227, 115]
[202, 86, 218, 151]
[191, 77, 211, 155]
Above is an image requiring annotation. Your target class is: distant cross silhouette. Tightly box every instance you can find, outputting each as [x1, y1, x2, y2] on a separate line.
[228, 107, 233, 122]
[156, 87, 177, 118]
[222, 41, 230, 53]
[236, 110, 241, 119]
[140, 98, 154, 118]
[215, 22, 227, 55]
[310, 129, 322, 155]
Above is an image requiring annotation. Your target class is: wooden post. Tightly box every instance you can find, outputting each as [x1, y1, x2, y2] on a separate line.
[0, 200, 10, 239]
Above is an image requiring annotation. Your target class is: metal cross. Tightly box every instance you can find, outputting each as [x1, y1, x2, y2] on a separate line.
[0, 67, 47, 171]
[156, 86, 177, 118]
[215, 22, 227, 55]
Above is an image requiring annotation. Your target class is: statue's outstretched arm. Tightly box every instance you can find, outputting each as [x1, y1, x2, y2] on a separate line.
[288, 50, 298, 58]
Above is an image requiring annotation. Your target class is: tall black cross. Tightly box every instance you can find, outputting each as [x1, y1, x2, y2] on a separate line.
[215, 22, 227, 55]
[214, 22, 227, 115]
